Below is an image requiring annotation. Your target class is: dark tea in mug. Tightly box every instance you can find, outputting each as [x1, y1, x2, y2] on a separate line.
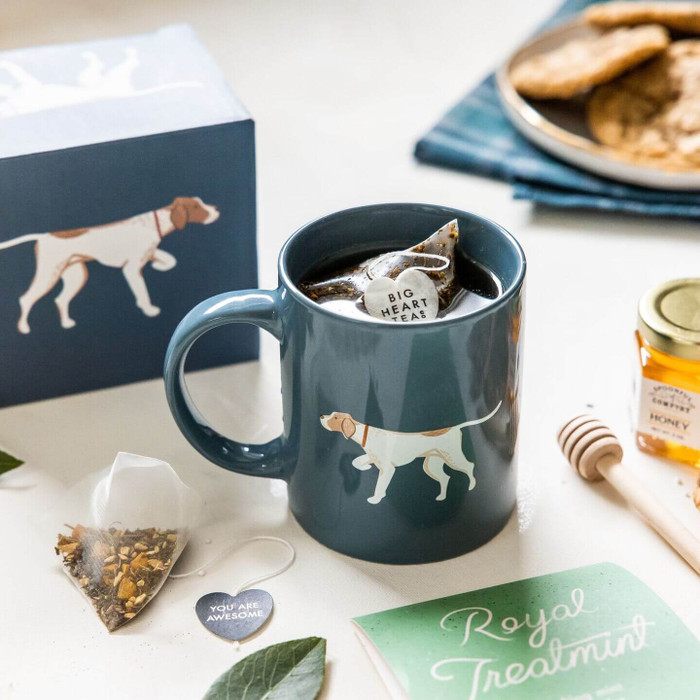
[299, 220, 502, 322]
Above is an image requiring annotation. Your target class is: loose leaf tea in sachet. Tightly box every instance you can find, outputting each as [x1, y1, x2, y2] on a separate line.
[53, 453, 198, 631]
[56, 525, 181, 631]
[299, 220, 462, 317]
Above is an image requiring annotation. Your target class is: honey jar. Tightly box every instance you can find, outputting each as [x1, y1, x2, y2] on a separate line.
[635, 279, 700, 468]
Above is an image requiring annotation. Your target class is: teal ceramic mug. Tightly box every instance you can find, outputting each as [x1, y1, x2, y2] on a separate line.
[164, 203, 525, 564]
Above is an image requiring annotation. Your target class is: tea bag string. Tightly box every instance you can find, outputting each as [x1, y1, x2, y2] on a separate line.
[170, 536, 295, 595]
[366, 251, 449, 280]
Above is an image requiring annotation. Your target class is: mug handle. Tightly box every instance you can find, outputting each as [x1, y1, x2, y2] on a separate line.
[163, 289, 289, 480]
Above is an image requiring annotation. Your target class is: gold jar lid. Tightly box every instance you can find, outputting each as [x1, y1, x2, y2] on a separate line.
[638, 278, 700, 362]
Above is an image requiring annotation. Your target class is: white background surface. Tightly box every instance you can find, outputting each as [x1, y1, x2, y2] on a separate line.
[1, 1, 699, 698]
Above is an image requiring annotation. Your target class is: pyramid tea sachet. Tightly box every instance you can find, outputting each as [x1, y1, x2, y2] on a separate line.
[52, 453, 197, 631]
[56, 525, 180, 631]
[299, 220, 501, 322]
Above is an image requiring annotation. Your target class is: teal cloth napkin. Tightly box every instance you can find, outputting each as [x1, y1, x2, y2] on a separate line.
[414, 0, 700, 218]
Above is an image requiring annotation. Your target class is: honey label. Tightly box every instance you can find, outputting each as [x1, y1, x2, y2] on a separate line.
[637, 378, 700, 448]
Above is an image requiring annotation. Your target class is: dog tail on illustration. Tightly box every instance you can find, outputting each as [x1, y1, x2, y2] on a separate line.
[455, 400, 502, 429]
[0, 233, 43, 250]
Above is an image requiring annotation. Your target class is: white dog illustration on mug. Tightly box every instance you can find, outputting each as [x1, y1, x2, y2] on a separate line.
[320, 402, 501, 504]
[0, 196, 219, 334]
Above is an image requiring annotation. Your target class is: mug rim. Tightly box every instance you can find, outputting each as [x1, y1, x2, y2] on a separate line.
[278, 202, 526, 328]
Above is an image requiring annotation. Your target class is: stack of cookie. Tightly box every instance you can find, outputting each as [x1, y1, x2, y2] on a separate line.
[510, 2, 700, 170]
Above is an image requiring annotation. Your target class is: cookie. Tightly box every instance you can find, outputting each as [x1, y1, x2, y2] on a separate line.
[587, 41, 700, 169]
[510, 24, 670, 99]
[585, 2, 700, 35]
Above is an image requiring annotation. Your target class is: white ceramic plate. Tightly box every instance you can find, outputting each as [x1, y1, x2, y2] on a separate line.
[495, 20, 700, 191]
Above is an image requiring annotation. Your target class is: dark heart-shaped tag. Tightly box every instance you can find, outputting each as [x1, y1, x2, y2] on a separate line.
[195, 589, 273, 642]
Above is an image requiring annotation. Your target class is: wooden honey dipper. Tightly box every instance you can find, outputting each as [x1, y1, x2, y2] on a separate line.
[558, 414, 700, 575]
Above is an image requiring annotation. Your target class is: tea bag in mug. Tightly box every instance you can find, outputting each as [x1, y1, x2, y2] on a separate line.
[299, 220, 461, 321]
[54, 453, 198, 631]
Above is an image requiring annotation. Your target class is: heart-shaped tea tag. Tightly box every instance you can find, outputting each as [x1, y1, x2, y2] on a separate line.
[364, 268, 439, 322]
[196, 589, 273, 642]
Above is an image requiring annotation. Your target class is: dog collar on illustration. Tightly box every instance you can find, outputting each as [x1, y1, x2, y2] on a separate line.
[361, 423, 369, 448]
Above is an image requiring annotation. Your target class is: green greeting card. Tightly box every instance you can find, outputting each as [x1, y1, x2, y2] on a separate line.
[352, 563, 699, 699]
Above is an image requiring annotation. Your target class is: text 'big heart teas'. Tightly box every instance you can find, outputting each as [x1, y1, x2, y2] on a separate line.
[298, 220, 502, 322]
[364, 268, 440, 322]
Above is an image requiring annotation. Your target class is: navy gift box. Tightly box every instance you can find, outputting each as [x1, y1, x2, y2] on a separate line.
[0, 25, 258, 407]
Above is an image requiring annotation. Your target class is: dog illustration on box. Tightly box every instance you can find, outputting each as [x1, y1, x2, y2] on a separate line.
[320, 401, 501, 504]
[0, 196, 219, 334]
[0, 48, 200, 118]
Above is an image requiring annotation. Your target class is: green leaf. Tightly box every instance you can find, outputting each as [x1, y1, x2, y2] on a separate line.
[0, 449, 23, 476]
[203, 636, 326, 700]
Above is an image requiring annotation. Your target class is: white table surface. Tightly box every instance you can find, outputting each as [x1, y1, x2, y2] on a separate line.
[1, 0, 699, 698]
